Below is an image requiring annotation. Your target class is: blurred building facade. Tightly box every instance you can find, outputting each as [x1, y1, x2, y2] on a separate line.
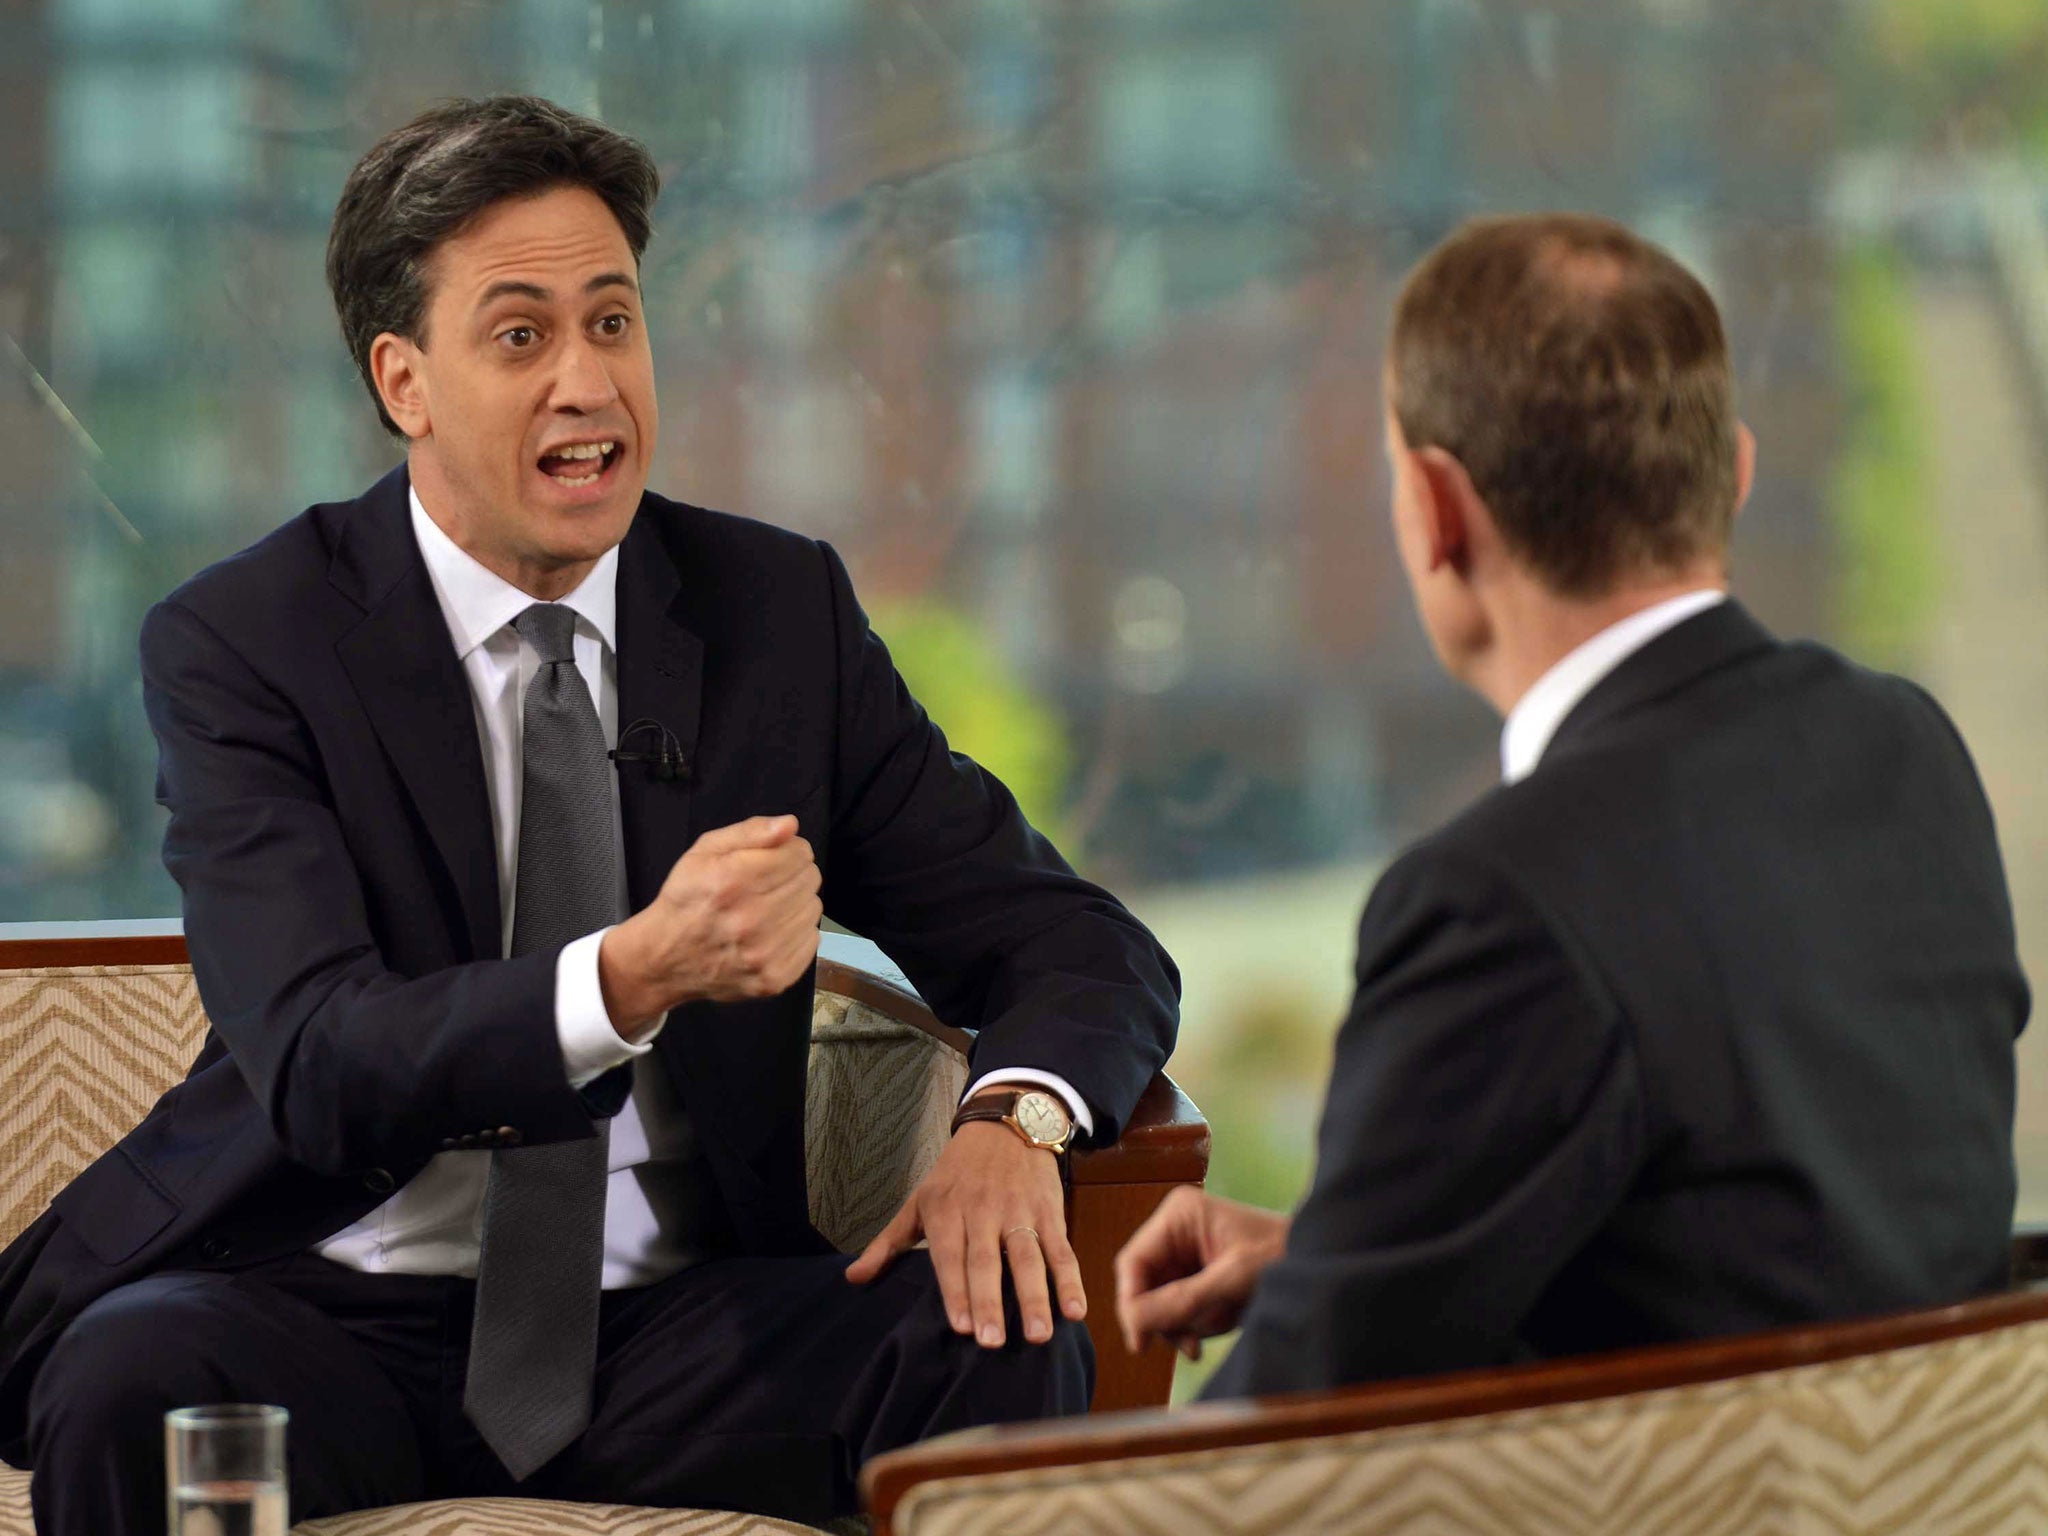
[1, 0, 1846, 913]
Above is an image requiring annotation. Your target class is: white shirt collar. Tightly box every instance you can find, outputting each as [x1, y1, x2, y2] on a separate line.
[1499, 589, 1727, 784]
[408, 482, 618, 659]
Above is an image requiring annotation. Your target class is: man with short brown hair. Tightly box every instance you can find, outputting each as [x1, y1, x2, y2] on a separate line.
[1, 96, 1179, 1535]
[1116, 212, 2026, 1396]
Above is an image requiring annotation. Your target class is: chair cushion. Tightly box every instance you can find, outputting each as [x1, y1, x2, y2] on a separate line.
[0, 1469, 842, 1534]
[294, 1496, 837, 1534]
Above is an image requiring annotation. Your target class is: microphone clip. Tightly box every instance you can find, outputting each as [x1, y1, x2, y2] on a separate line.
[609, 717, 690, 783]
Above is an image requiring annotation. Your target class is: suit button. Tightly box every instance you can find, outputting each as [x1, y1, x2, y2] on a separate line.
[497, 1127, 523, 1148]
[438, 1138, 459, 1152]
[458, 1134, 480, 1150]
[198, 1236, 232, 1262]
[362, 1168, 396, 1195]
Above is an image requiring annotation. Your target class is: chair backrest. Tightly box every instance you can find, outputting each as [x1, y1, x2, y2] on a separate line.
[0, 956, 202, 1249]
[0, 939, 967, 1255]
[867, 1287, 2048, 1535]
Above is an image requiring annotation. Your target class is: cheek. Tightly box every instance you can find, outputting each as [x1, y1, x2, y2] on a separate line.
[627, 363, 659, 440]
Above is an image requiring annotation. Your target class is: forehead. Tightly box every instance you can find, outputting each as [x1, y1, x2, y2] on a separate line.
[426, 185, 635, 306]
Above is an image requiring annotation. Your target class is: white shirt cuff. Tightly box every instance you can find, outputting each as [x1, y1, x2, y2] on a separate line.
[556, 927, 658, 1089]
[962, 1069, 1095, 1142]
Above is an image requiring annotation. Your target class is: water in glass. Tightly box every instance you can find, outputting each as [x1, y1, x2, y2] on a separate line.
[170, 1478, 287, 1536]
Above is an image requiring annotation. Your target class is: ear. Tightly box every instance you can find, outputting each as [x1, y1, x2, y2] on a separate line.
[368, 332, 431, 440]
[1410, 446, 1480, 573]
[1733, 421, 1757, 516]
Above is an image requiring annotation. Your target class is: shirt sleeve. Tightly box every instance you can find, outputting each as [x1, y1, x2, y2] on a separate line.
[961, 1069, 1096, 1141]
[555, 927, 660, 1088]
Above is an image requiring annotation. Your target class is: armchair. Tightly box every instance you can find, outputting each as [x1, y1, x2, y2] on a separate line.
[0, 926, 1207, 1536]
[864, 1248, 2048, 1535]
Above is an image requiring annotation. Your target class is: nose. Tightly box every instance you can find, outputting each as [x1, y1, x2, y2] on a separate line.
[548, 334, 619, 415]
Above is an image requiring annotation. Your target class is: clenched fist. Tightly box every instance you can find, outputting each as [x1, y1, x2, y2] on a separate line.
[599, 815, 823, 1035]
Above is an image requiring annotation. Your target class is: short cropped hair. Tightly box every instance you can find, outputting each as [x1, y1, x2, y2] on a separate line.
[1390, 214, 1740, 596]
[326, 95, 661, 434]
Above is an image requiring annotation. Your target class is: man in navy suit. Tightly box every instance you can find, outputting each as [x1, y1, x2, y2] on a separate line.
[1116, 213, 2025, 1394]
[1, 97, 1177, 1534]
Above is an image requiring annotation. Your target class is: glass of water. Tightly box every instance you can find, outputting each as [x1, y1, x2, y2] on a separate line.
[164, 1404, 288, 1536]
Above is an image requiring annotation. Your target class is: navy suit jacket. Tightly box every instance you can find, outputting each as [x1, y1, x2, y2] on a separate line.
[1207, 602, 2027, 1397]
[0, 465, 1179, 1460]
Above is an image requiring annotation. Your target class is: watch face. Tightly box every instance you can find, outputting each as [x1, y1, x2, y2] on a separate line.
[1014, 1091, 1070, 1146]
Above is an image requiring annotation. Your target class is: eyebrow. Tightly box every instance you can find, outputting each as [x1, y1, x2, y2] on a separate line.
[474, 271, 639, 310]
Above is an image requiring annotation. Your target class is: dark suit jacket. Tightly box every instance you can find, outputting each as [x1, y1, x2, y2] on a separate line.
[1206, 601, 2026, 1398]
[0, 465, 1178, 1460]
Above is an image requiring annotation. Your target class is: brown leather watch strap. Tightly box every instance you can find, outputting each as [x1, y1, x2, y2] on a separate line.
[950, 1089, 1028, 1135]
[950, 1089, 1074, 1154]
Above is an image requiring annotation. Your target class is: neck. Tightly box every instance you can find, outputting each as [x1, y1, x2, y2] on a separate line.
[409, 451, 596, 601]
[1467, 565, 1727, 718]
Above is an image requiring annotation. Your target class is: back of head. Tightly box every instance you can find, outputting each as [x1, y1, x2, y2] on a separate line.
[1391, 214, 1739, 597]
[326, 95, 661, 436]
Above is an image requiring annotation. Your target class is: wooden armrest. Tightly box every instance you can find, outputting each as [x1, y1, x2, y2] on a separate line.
[0, 925, 189, 968]
[861, 1285, 2048, 1532]
[1073, 1073, 1208, 1185]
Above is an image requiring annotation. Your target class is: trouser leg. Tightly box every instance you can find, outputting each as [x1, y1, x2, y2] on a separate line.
[27, 1266, 427, 1536]
[546, 1250, 1092, 1525]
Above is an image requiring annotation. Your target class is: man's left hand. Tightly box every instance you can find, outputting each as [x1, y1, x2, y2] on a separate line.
[846, 1111, 1082, 1349]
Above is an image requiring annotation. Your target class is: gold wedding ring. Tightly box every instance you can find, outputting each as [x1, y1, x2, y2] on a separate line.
[1004, 1225, 1040, 1244]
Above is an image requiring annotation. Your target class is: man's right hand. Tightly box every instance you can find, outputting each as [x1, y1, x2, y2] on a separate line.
[1114, 1185, 1291, 1361]
[598, 815, 823, 1034]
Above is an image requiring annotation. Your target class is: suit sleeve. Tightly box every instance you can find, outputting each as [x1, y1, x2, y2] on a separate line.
[142, 597, 601, 1177]
[1203, 845, 1644, 1397]
[810, 540, 1180, 1145]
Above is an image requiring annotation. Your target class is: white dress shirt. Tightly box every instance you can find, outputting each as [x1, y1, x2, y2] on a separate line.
[319, 485, 1089, 1286]
[1499, 589, 1727, 785]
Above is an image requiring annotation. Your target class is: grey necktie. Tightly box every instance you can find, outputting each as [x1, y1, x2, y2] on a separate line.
[464, 602, 624, 1481]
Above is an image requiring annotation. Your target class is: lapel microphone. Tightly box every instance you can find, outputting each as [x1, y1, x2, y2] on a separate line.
[609, 717, 691, 783]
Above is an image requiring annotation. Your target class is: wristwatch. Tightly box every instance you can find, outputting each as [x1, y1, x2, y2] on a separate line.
[950, 1087, 1076, 1156]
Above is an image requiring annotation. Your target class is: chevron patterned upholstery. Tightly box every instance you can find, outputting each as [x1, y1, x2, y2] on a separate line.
[0, 965, 207, 1251]
[292, 1499, 837, 1535]
[805, 992, 965, 1255]
[889, 1316, 2048, 1536]
[0, 959, 967, 1534]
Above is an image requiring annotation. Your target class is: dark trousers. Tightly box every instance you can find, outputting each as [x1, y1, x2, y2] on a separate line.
[26, 1249, 1090, 1535]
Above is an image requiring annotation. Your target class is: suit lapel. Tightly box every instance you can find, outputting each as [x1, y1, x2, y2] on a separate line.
[613, 507, 704, 910]
[1544, 599, 1777, 765]
[329, 466, 502, 963]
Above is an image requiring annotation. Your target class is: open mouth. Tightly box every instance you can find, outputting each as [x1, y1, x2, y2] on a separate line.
[536, 439, 624, 490]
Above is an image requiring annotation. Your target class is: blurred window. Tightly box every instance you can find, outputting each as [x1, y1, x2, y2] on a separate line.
[7, 0, 2048, 1343]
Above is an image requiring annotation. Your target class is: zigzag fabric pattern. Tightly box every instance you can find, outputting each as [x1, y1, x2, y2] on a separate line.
[805, 995, 966, 1253]
[0, 1475, 842, 1535]
[0, 965, 209, 1248]
[293, 1494, 838, 1534]
[893, 1318, 2048, 1536]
